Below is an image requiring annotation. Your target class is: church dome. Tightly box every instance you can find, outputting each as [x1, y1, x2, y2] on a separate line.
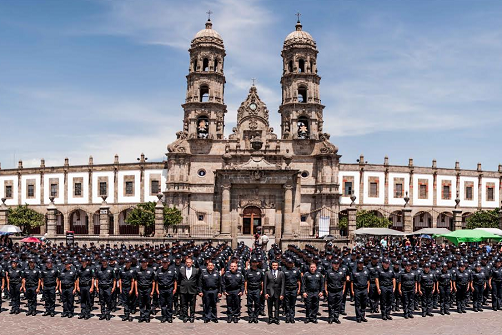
[284, 21, 316, 48]
[192, 20, 223, 46]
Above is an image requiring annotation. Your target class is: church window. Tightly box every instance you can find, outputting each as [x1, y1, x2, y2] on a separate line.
[197, 169, 207, 177]
[301, 171, 309, 178]
[151, 180, 160, 194]
[298, 59, 305, 73]
[5, 185, 12, 199]
[288, 60, 293, 73]
[203, 58, 209, 71]
[297, 117, 309, 139]
[214, 59, 218, 72]
[193, 59, 198, 72]
[310, 60, 314, 73]
[298, 86, 307, 103]
[196, 117, 209, 138]
[301, 215, 307, 222]
[200, 85, 209, 102]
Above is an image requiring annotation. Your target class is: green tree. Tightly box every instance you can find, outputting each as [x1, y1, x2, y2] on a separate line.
[356, 210, 391, 229]
[8, 204, 45, 233]
[125, 202, 182, 228]
[466, 208, 500, 229]
[338, 216, 348, 230]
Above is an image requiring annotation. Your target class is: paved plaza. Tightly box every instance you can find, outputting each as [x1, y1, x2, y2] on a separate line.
[1, 296, 501, 335]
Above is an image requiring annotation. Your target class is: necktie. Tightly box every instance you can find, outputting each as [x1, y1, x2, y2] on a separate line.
[273, 270, 276, 279]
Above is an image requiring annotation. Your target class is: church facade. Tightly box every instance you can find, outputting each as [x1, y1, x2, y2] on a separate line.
[0, 19, 501, 246]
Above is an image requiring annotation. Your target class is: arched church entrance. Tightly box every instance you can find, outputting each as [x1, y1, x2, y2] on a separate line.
[243, 206, 262, 235]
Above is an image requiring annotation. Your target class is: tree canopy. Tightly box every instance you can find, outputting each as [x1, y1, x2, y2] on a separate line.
[125, 202, 182, 227]
[8, 205, 45, 233]
[466, 208, 500, 229]
[338, 210, 391, 230]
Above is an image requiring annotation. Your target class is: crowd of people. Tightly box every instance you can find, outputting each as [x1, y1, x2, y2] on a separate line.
[0, 238, 501, 324]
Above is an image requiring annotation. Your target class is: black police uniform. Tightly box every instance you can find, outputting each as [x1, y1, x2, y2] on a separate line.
[399, 269, 417, 318]
[222, 270, 245, 322]
[283, 265, 301, 322]
[156, 266, 177, 322]
[40, 265, 58, 315]
[58, 267, 77, 317]
[436, 268, 452, 314]
[0, 265, 4, 311]
[199, 268, 221, 322]
[454, 268, 471, 313]
[377, 265, 395, 319]
[136, 266, 155, 322]
[245, 268, 264, 322]
[118, 265, 136, 320]
[418, 269, 435, 316]
[472, 268, 486, 311]
[351, 266, 370, 322]
[367, 261, 381, 313]
[95, 265, 116, 319]
[7, 265, 22, 313]
[301, 270, 324, 323]
[22, 266, 40, 315]
[325, 265, 347, 323]
[77, 264, 94, 319]
[490, 264, 502, 310]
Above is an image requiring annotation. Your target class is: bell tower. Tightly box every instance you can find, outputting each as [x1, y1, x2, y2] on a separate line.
[182, 18, 226, 140]
[279, 18, 324, 140]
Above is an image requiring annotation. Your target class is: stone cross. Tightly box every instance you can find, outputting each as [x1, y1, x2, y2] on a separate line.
[207, 10, 213, 20]
[296, 12, 301, 22]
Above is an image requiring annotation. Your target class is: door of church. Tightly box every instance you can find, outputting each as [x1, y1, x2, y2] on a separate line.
[243, 206, 261, 235]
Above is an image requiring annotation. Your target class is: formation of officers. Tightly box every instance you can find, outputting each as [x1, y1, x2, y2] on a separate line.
[0, 239, 502, 325]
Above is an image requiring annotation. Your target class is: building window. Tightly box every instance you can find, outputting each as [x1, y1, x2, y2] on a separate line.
[288, 60, 293, 72]
[200, 85, 209, 102]
[99, 182, 107, 196]
[298, 59, 305, 73]
[203, 58, 209, 71]
[198, 169, 206, 177]
[27, 184, 35, 198]
[5, 185, 12, 199]
[442, 185, 451, 200]
[487, 187, 495, 201]
[466, 186, 473, 200]
[344, 182, 353, 196]
[301, 171, 309, 178]
[297, 116, 309, 139]
[419, 184, 427, 199]
[125, 181, 134, 195]
[198, 214, 204, 221]
[50, 184, 58, 197]
[395, 183, 403, 198]
[151, 180, 160, 194]
[297, 86, 307, 103]
[74, 183, 82, 197]
[369, 182, 378, 197]
[301, 215, 307, 222]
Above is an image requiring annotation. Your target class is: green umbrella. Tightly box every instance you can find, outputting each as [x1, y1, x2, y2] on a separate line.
[435, 229, 502, 246]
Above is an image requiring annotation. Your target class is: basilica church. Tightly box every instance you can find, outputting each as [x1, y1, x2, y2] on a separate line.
[0, 18, 500, 247]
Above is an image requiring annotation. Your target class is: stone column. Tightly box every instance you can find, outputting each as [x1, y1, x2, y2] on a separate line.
[46, 196, 57, 237]
[282, 183, 294, 237]
[99, 196, 110, 237]
[155, 194, 165, 237]
[347, 207, 357, 239]
[221, 184, 231, 236]
[453, 209, 462, 231]
[0, 198, 8, 226]
[402, 208, 413, 234]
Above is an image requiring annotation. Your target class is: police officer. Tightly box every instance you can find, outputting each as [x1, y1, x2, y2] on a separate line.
[367, 255, 381, 313]
[118, 257, 136, 322]
[40, 259, 58, 316]
[245, 257, 264, 323]
[418, 262, 435, 317]
[222, 261, 245, 323]
[94, 258, 116, 320]
[325, 258, 348, 324]
[198, 260, 221, 323]
[6, 259, 22, 314]
[436, 262, 452, 315]
[135, 258, 155, 323]
[471, 262, 486, 312]
[301, 262, 324, 324]
[282, 258, 300, 323]
[0, 262, 4, 312]
[351, 258, 369, 323]
[156, 258, 177, 323]
[453, 262, 471, 314]
[398, 261, 417, 319]
[57, 260, 77, 318]
[21, 259, 40, 316]
[489, 258, 502, 311]
[376, 258, 396, 320]
[76, 257, 94, 320]
[170, 254, 183, 317]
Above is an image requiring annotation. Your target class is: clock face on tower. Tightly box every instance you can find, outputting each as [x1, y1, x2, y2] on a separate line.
[249, 103, 257, 111]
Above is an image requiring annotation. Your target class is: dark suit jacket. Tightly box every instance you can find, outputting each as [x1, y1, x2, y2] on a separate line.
[178, 266, 200, 295]
[264, 270, 285, 298]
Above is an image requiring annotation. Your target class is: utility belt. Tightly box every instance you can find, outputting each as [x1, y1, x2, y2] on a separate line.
[327, 287, 343, 293]
[158, 285, 174, 290]
[99, 284, 111, 289]
[285, 286, 298, 290]
[247, 286, 261, 291]
[62, 284, 74, 289]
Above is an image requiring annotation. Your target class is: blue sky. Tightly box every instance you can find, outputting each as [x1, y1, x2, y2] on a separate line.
[0, 0, 501, 170]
